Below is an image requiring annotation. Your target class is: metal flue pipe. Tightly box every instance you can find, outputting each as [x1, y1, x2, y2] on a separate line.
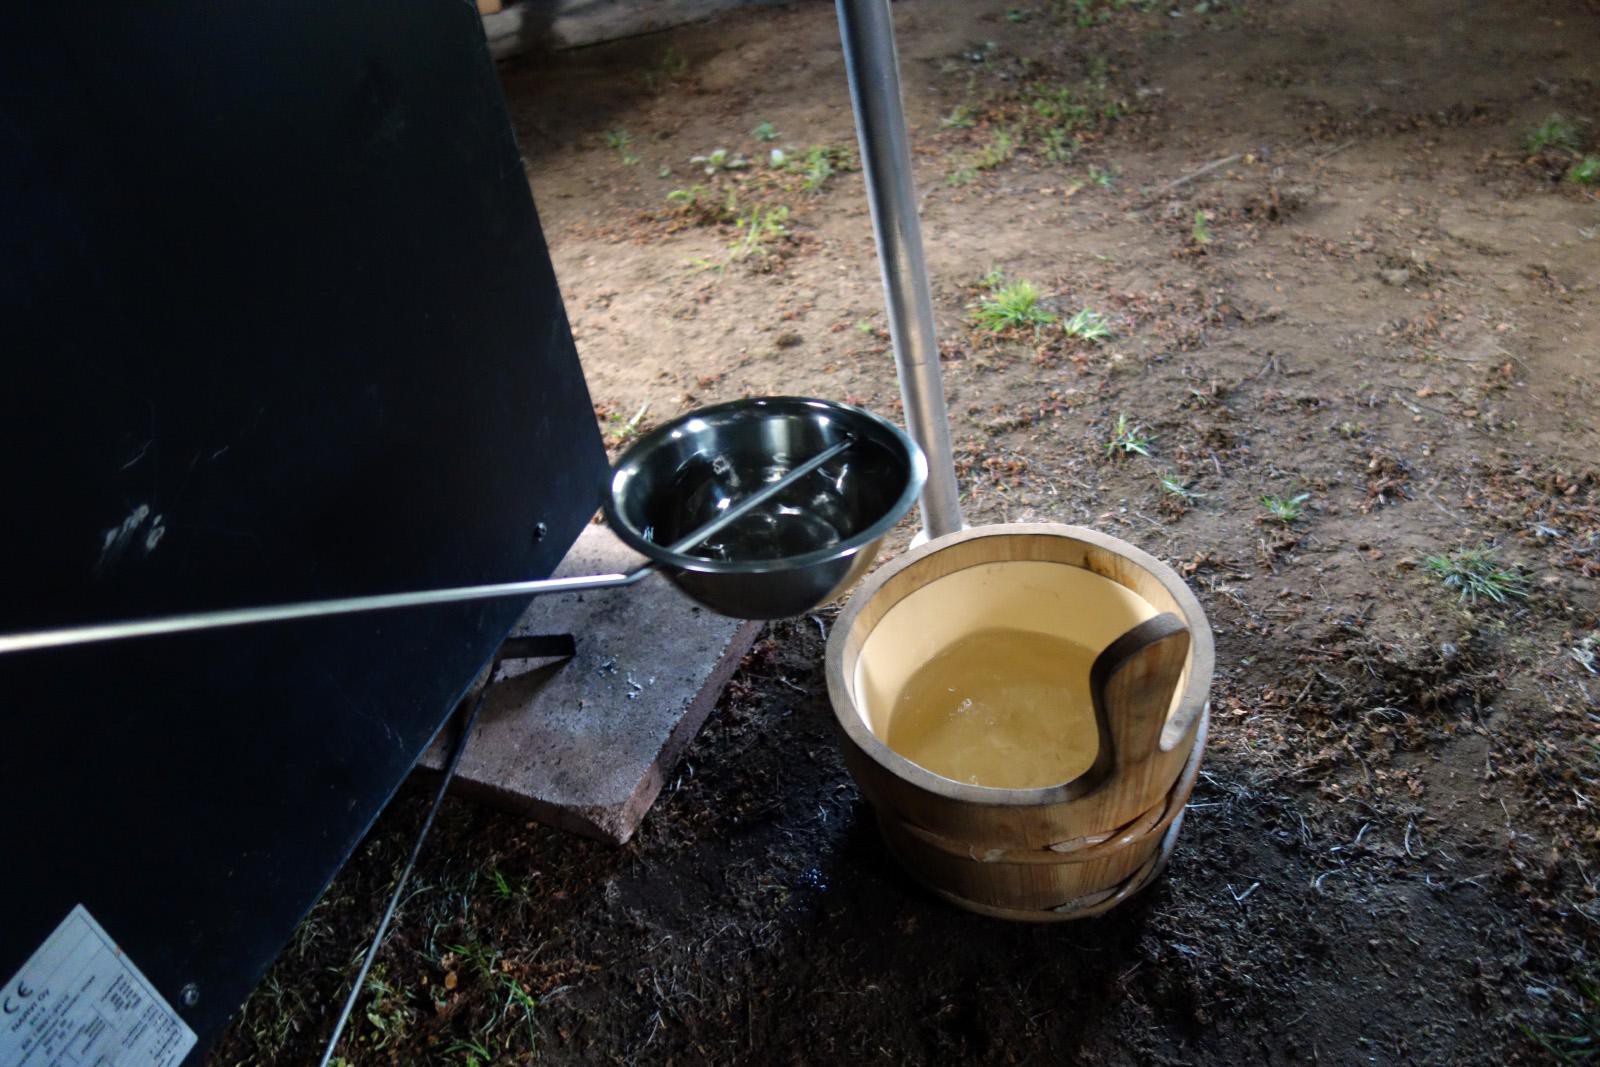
[836, 0, 964, 540]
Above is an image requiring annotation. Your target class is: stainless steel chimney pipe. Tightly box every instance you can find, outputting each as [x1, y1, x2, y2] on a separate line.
[836, 0, 964, 539]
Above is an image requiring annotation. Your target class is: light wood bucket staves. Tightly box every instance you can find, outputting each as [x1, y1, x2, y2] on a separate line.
[825, 524, 1214, 921]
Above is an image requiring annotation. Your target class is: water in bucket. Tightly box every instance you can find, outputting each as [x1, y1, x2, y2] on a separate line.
[885, 627, 1101, 789]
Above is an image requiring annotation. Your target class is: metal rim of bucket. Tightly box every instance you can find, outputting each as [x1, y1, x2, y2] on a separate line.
[603, 396, 928, 578]
[825, 523, 1215, 808]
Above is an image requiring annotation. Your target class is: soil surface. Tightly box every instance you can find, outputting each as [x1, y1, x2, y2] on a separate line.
[211, 0, 1600, 1063]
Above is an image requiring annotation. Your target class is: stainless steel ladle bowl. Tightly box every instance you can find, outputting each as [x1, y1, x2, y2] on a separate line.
[0, 398, 928, 654]
[604, 397, 927, 619]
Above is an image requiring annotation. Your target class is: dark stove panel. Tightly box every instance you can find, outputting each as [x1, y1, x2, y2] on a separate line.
[0, 1, 606, 1056]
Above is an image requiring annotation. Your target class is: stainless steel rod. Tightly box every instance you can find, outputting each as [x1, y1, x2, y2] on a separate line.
[836, 0, 964, 539]
[0, 437, 854, 655]
[0, 570, 654, 656]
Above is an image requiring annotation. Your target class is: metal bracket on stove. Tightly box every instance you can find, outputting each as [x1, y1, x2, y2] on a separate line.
[497, 633, 577, 663]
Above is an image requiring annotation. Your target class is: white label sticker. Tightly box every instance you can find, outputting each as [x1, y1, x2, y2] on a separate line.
[1, 904, 197, 1067]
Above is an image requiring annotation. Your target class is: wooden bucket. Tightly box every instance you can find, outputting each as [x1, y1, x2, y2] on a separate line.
[825, 524, 1213, 920]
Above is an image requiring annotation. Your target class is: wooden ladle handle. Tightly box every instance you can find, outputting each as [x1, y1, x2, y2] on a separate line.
[1090, 613, 1191, 782]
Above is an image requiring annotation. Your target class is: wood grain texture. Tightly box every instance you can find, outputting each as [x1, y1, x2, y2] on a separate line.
[874, 710, 1205, 915]
[1091, 612, 1192, 829]
[828, 525, 1212, 850]
[825, 524, 1213, 917]
[898, 812, 1190, 924]
[880, 708, 1207, 867]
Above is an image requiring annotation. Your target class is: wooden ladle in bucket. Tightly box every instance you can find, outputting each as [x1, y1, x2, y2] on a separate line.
[1085, 611, 1192, 823]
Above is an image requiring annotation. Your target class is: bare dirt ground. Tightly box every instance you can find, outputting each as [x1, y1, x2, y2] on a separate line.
[212, 0, 1600, 1063]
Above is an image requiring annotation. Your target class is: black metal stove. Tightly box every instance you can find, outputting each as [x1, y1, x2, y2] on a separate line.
[0, 1, 605, 1059]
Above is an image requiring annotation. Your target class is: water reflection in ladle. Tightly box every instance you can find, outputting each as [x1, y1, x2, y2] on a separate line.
[670, 457, 853, 562]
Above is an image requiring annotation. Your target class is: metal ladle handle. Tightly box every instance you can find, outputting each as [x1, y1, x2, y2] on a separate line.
[0, 436, 856, 656]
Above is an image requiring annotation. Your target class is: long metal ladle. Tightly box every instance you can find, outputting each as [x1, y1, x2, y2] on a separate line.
[0, 436, 855, 656]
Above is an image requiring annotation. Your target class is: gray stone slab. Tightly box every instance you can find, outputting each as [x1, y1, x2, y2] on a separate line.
[422, 524, 761, 844]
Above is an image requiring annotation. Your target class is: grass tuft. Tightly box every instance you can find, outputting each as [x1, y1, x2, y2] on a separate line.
[1568, 155, 1600, 184]
[1423, 545, 1530, 604]
[1063, 307, 1112, 341]
[1087, 164, 1117, 189]
[1519, 976, 1598, 1064]
[1160, 474, 1202, 500]
[665, 184, 739, 225]
[975, 129, 1017, 170]
[1525, 115, 1581, 155]
[971, 279, 1056, 331]
[690, 147, 748, 175]
[940, 105, 976, 129]
[1261, 492, 1310, 523]
[1106, 413, 1152, 456]
[729, 205, 790, 261]
[605, 129, 639, 166]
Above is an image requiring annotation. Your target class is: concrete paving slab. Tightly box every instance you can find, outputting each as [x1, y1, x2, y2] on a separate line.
[421, 524, 761, 844]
